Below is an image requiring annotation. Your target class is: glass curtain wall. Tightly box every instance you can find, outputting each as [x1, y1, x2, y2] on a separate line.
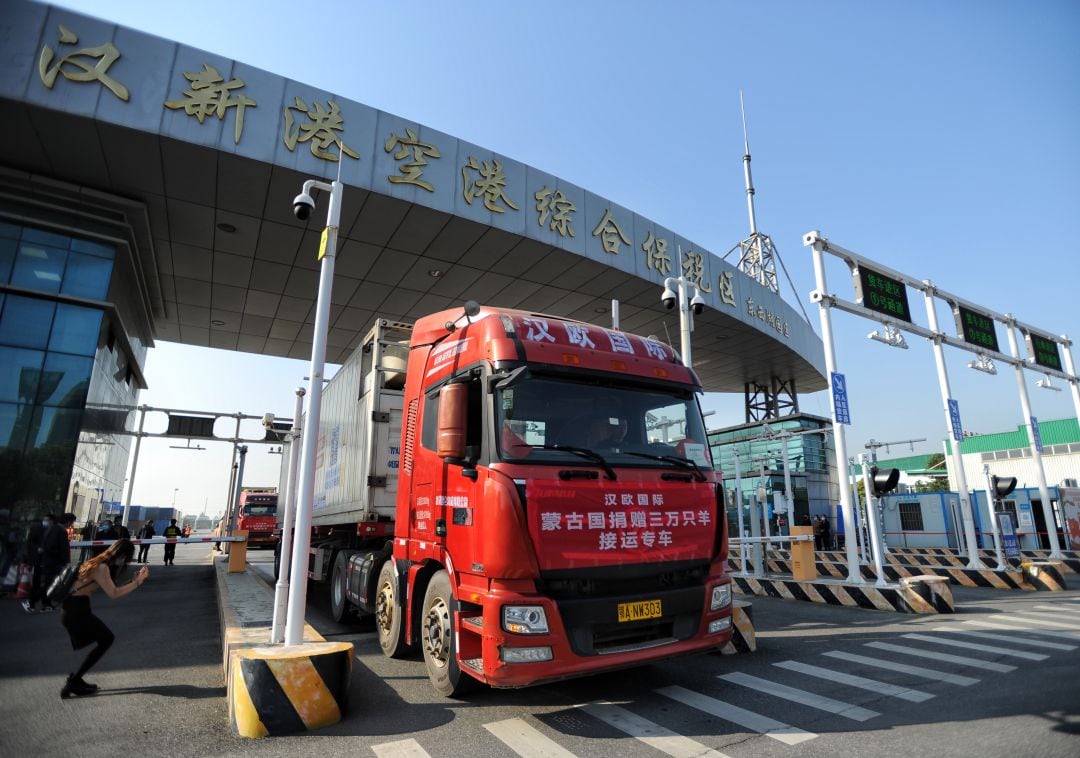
[0, 221, 131, 576]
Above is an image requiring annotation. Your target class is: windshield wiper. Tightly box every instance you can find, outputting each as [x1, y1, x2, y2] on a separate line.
[622, 451, 708, 482]
[533, 444, 617, 480]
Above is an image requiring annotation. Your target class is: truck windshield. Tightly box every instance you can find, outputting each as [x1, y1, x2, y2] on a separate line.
[496, 376, 711, 470]
[243, 504, 276, 516]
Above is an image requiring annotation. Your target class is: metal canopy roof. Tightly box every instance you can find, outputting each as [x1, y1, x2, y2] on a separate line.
[0, 2, 826, 395]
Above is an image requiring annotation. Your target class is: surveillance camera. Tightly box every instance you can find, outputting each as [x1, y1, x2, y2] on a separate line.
[661, 286, 677, 310]
[690, 293, 705, 316]
[292, 192, 315, 221]
[262, 412, 275, 429]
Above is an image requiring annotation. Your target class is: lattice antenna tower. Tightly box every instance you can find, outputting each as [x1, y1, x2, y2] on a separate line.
[725, 91, 779, 294]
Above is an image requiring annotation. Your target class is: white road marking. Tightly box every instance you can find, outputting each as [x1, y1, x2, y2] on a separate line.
[823, 650, 979, 686]
[1004, 611, 1080, 629]
[719, 672, 880, 721]
[657, 684, 817, 745]
[942, 626, 1076, 651]
[371, 739, 432, 758]
[865, 641, 1016, 673]
[483, 718, 578, 758]
[1034, 603, 1080, 615]
[579, 702, 730, 758]
[905, 633, 1047, 661]
[966, 618, 1080, 641]
[773, 659, 934, 702]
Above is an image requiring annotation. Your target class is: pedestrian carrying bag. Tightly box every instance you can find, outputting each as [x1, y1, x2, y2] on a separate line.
[46, 562, 82, 604]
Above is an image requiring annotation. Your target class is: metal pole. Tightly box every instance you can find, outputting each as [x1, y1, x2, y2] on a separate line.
[286, 177, 342, 647]
[733, 448, 747, 573]
[271, 387, 306, 644]
[229, 445, 248, 534]
[121, 405, 147, 527]
[806, 232, 861, 583]
[983, 464, 1005, 569]
[780, 431, 794, 521]
[751, 483, 764, 577]
[859, 454, 887, 587]
[1060, 336, 1080, 422]
[611, 299, 620, 330]
[922, 284, 985, 569]
[1005, 318, 1063, 558]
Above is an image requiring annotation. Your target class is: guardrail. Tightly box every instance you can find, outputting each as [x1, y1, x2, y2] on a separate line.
[69, 536, 248, 547]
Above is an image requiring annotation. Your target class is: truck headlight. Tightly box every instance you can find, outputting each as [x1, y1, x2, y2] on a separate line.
[502, 605, 549, 635]
[710, 584, 731, 611]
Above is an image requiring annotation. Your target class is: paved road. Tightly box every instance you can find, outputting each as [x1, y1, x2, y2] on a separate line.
[4, 548, 1078, 757]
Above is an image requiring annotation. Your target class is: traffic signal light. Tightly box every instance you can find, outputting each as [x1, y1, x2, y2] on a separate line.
[870, 466, 900, 497]
[991, 475, 1017, 500]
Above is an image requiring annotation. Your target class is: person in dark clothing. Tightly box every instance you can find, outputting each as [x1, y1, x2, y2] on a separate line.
[91, 519, 115, 558]
[162, 519, 182, 565]
[113, 516, 131, 541]
[821, 516, 832, 552]
[23, 513, 75, 613]
[22, 515, 49, 612]
[812, 516, 824, 551]
[136, 520, 155, 563]
[60, 538, 149, 698]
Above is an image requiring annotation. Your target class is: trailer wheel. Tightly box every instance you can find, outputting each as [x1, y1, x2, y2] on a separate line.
[421, 570, 476, 697]
[376, 561, 414, 659]
[330, 552, 354, 623]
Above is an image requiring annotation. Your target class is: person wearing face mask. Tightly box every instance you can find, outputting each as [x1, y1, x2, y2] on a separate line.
[23, 513, 76, 613]
[59, 538, 149, 699]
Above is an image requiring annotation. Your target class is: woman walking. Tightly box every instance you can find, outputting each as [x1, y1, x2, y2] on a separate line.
[59, 538, 149, 699]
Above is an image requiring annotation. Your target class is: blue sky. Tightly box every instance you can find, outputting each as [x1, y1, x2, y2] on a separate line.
[48, 0, 1080, 515]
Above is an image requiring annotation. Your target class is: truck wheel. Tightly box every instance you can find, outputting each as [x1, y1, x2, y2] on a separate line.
[330, 552, 354, 623]
[421, 570, 476, 697]
[376, 561, 414, 659]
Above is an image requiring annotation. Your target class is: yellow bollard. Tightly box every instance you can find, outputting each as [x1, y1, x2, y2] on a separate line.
[790, 525, 817, 581]
[228, 530, 248, 573]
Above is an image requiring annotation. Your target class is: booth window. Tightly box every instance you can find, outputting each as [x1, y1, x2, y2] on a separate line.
[899, 502, 924, 531]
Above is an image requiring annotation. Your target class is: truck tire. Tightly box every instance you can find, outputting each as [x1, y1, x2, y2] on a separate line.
[330, 552, 354, 623]
[375, 561, 414, 659]
[420, 570, 476, 697]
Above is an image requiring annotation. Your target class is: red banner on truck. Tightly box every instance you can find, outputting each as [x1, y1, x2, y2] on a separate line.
[526, 480, 716, 571]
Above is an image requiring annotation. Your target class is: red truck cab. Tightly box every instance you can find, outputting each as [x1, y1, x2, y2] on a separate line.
[379, 305, 732, 695]
[237, 490, 279, 547]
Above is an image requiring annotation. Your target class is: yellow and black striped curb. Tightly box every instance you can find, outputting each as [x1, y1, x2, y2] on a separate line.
[719, 603, 757, 655]
[215, 558, 351, 738]
[730, 555, 1047, 592]
[1020, 561, 1067, 591]
[899, 575, 954, 614]
[888, 547, 1080, 574]
[731, 575, 953, 614]
[232, 641, 353, 739]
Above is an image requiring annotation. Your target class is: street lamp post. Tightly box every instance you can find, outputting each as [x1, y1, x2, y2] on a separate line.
[661, 248, 705, 369]
[284, 175, 343, 647]
[271, 387, 306, 644]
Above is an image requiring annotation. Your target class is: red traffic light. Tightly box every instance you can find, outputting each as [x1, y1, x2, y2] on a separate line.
[870, 466, 900, 496]
[991, 475, 1017, 500]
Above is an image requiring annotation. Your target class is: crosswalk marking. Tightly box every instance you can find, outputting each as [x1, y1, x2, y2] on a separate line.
[578, 702, 730, 758]
[865, 641, 1016, 673]
[1005, 611, 1080, 630]
[371, 739, 431, 758]
[1035, 603, 1080, 615]
[823, 650, 979, 686]
[719, 672, 880, 721]
[906, 633, 1048, 661]
[968, 618, 1080, 642]
[657, 684, 817, 745]
[949, 625, 1076, 651]
[483, 718, 578, 758]
[773, 660, 934, 703]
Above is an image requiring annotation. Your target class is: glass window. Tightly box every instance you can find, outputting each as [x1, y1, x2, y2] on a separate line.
[61, 252, 113, 299]
[899, 502, 925, 531]
[70, 237, 115, 260]
[36, 353, 94, 407]
[0, 237, 16, 282]
[0, 401, 32, 451]
[0, 296, 56, 349]
[11, 241, 67, 293]
[29, 405, 83, 448]
[48, 303, 103, 356]
[0, 221, 20, 239]
[21, 227, 70, 249]
[0, 347, 46, 403]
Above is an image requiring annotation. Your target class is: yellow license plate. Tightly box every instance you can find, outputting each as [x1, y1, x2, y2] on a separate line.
[617, 599, 662, 623]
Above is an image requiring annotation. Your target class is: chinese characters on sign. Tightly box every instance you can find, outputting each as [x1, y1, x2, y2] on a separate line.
[831, 371, 851, 425]
[681, 250, 712, 293]
[745, 297, 790, 338]
[534, 186, 576, 237]
[642, 231, 672, 275]
[855, 265, 912, 323]
[165, 64, 255, 144]
[717, 271, 737, 307]
[1026, 332, 1063, 372]
[955, 305, 999, 352]
[283, 97, 359, 161]
[462, 157, 518, 212]
[385, 128, 440, 191]
[591, 209, 630, 255]
[39, 25, 129, 101]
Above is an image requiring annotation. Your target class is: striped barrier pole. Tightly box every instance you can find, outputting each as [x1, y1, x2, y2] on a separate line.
[70, 536, 248, 547]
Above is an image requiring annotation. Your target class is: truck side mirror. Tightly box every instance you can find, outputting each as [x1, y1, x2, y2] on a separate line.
[437, 383, 468, 460]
